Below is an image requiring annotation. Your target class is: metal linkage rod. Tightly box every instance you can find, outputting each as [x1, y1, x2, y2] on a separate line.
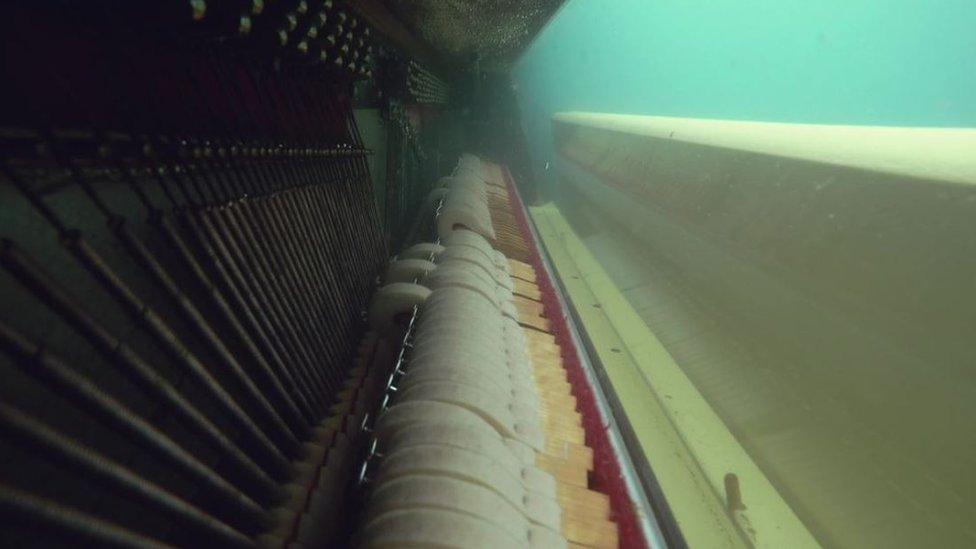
[276, 186, 359, 354]
[293, 79, 379, 254]
[0, 485, 172, 549]
[232, 199, 345, 374]
[152, 211, 317, 425]
[0, 239, 284, 507]
[0, 321, 270, 532]
[201, 193, 333, 391]
[255, 83, 364, 318]
[159, 57, 336, 401]
[210, 61, 372, 391]
[176, 202, 329, 415]
[139, 63, 329, 417]
[61, 139, 304, 456]
[212, 200, 339, 395]
[0, 5, 393, 547]
[190, 208, 332, 411]
[112, 214, 309, 446]
[145, 157, 318, 416]
[234, 196, 348, 382]
[188, 151, 339, 383]
[0, 402, 257, 548]
[3, 156, 296, 482]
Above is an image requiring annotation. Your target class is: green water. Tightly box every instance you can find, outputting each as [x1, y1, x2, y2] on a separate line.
[512, 2, 976, 547]
[514, 0, 976, 196]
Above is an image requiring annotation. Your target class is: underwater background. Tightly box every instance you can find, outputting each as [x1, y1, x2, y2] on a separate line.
[512, 2, 976, 547]
[514, 0, 976, 195]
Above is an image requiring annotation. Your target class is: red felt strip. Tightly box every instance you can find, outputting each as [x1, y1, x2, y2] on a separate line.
[502, 167, 646, 549]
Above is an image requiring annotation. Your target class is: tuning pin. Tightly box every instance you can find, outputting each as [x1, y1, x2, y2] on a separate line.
[190, 0, 206, 20]
[296, 0, 308, 14]
[275, 27, 289, 46]
[179, 0, 274, 37]
[238, 14, 253, 35]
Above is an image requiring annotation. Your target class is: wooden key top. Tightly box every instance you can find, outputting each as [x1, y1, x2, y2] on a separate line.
[514, 278, 543, 301]
[557, 485, 611, 521]
[563, 516, 619, 548]
[545, 439, 594, 471]
[537, 453, 589, 487]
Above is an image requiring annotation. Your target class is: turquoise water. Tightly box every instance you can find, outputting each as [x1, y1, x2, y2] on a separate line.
[513, 0, 976, 193]
[512, 2, 976, 547]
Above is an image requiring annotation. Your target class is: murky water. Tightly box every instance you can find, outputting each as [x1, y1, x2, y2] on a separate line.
[512, 2, 976, 546]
